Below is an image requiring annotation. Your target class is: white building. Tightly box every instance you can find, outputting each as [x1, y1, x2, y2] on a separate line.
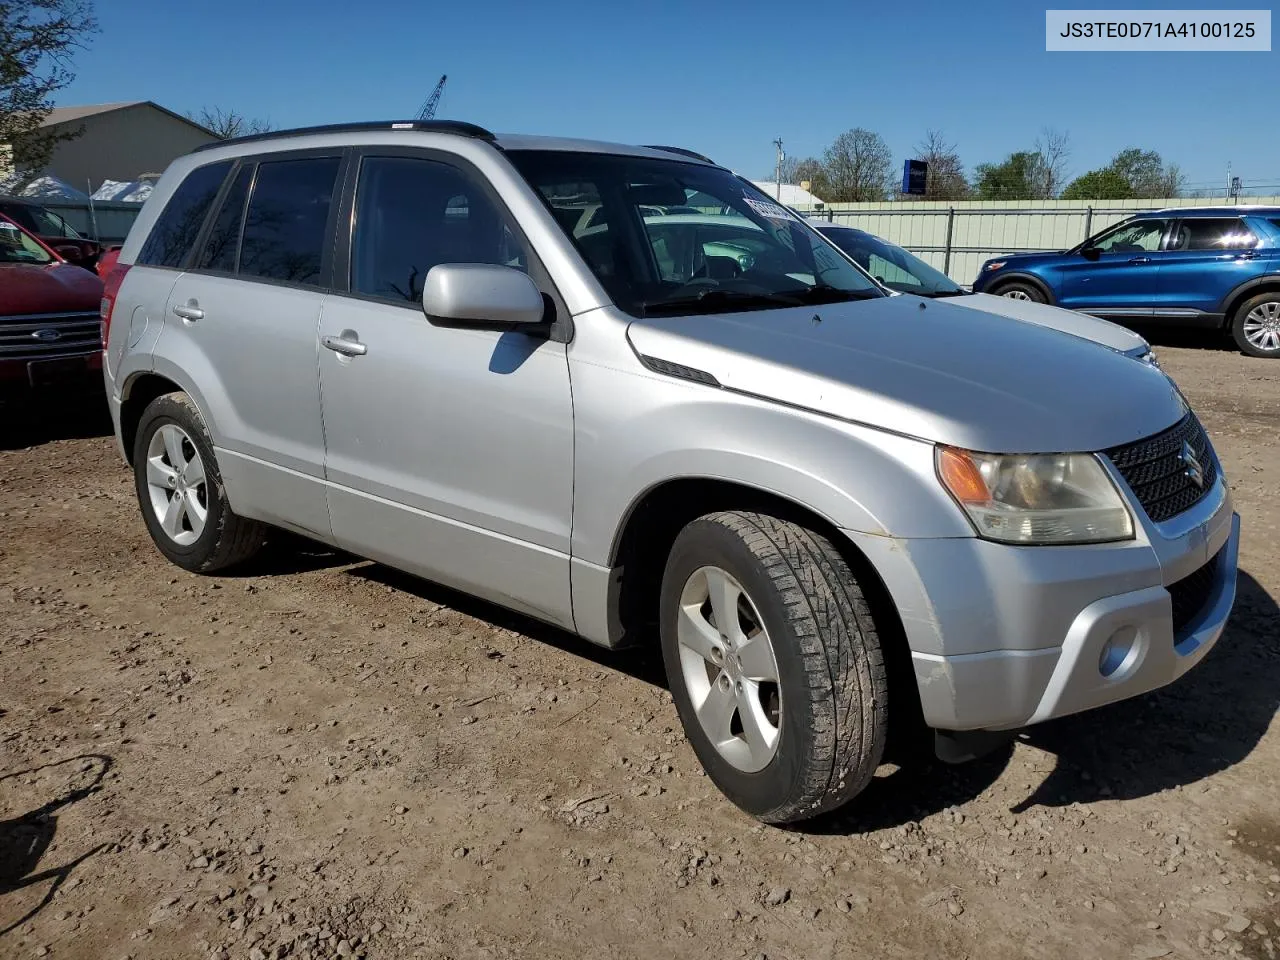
[748, 180, 826, 207]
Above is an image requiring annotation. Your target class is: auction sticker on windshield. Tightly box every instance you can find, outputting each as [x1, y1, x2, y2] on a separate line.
[744, 197, 796, 222]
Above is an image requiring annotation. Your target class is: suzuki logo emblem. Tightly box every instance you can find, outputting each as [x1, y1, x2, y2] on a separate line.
[1180, 440, 1205, 489]
[32, 328, 62, 342]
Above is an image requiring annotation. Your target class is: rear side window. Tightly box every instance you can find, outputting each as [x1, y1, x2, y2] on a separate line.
[239, 156, 341, 287]
[197, 164, 254, 272]
[1169, 218, 1257, 251]
[137, 161, 232, 268]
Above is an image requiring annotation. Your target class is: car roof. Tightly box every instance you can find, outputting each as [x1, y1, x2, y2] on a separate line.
[1143, 205, 1280, 218]
[191, 120, 719, 166]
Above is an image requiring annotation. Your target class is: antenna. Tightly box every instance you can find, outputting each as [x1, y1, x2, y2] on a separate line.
[773, 137, 785, 201]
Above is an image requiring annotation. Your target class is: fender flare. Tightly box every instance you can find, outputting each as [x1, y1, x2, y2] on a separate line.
[985, 272, 1057, 305]
[1217, 273, 1280, 322]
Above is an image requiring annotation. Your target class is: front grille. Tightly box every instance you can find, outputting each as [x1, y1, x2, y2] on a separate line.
[0, 312, 102, 360]
[1104, 413, 1217, 523]
[1168, 547, 1222, 635]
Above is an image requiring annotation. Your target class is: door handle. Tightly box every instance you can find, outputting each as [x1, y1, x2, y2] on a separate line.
[320, 332, 367, 357]
[172, 301, 204, 321]
[1127, 257, 1152, 264]
[1235, 251, 1257, 260]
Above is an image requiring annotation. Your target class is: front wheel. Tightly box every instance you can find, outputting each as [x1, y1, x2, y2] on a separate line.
[659, 511, 889, 823]
[1231, 292, 1280, 358]
[993, 281, 1046, 303]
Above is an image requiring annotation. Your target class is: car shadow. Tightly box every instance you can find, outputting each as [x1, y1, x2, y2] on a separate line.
[0, 391, 112, 452]
[219, 530, 355, 579]
[1135, 324, 1235, 353]
[803, 569, 1279, 834]
[346, 562, 670, 689]
[1011, 568, 1279, 810]
[282, 545, 1277, 834]
[0, 754, 112, 937]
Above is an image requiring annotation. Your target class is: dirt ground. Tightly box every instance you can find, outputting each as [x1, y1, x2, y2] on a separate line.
[3, 331, 1279, 960]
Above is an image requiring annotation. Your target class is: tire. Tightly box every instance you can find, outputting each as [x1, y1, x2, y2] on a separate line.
[132, 391, 265, 573]
[659, 511, 889, 823]
[1230, 291, 1280, 358]
[992, 281, 1046, 303]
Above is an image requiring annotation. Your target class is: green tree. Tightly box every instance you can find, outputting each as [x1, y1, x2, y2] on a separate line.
[821, 128, 893, 202]
[1061, 168, 1134, 200]
[0, 1, 98, 180]
[1062, 148, 1186, 200]
[973, 151, 1043, 200]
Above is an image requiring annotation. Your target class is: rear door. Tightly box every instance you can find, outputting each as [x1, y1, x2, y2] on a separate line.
[1057, 217, 1170, 316]
[158, 150, 346, 540]
[1157, 217, 1263, 319]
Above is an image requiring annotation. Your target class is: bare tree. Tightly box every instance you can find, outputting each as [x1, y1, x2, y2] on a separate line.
[188, 106, 273, 140]
[913, 130, 969, 200]
[0, 1, 99, 182]
[1031, 127, 1071, 199]
[822, 128, 893, 202]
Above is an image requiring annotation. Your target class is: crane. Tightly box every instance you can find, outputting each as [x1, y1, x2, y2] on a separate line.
[417, 75, 447, 121]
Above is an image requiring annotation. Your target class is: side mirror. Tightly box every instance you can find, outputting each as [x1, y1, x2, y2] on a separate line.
[1081, 246, 1101, 261]
[53, 244, 83, 261]
[422, 263, 547, 329]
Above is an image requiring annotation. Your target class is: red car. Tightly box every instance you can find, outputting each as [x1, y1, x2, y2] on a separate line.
[0, 213, 105, 397]
[0, 197, 102, 270]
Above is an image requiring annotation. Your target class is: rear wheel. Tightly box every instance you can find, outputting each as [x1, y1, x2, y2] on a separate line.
[132, 392, 266, 572]
[1231, 292, 1280, 358]
[993, 281, 1046, 303]
[659, 511, 889, 823]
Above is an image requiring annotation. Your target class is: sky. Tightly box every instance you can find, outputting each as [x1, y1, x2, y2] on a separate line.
[57, 0, 1279, 194]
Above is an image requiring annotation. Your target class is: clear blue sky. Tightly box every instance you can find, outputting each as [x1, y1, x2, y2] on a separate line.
[58, 0, 1278, 193]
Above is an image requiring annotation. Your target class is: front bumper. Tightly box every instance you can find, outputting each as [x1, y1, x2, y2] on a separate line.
[849, 471, 1239, 732]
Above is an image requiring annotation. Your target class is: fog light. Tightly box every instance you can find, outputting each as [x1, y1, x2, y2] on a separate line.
[1099, 626, 1138, 678]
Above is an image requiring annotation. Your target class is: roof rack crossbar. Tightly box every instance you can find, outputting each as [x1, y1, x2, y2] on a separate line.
[642, 144, 717, 165]
[194, 120, 496, 153]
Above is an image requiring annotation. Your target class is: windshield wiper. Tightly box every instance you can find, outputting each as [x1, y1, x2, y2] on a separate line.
[924, 288, 967, 298]
[641, 289, 805, 316]
[786, 283, 882, 305]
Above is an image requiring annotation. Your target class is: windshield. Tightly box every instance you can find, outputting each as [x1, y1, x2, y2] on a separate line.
[0, 220, 54, 265]
[818, 226, 961, 296]
[507, 150, 884, 317]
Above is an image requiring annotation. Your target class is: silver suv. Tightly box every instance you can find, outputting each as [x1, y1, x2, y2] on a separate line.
[102, 121, 1240, 823]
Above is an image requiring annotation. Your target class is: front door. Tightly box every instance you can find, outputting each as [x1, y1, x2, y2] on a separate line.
[1058, 217, 1171, 316]
[318, 151, 575, 628]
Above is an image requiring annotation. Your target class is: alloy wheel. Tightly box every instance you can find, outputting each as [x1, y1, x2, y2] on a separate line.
[145, 423, 209, 545]
[676, 565, 782, 773]
[1243, 301, 1280, 352]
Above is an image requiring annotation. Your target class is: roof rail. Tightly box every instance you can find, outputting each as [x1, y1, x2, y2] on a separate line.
[642, 145, 717, 165]
[194, 120, 496, 153]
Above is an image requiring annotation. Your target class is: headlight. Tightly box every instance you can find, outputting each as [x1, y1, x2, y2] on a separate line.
[983, 261, 1007, 272]
[936, 447, 1134, 544]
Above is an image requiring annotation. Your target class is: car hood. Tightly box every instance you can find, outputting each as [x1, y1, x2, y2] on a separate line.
[947, 292, 1150, 354]
[0, 261, 103, 316]
[626, 294, 1185, 453]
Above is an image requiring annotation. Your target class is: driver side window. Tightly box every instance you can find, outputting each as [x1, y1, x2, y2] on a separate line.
[1092, 219, 1169, 253]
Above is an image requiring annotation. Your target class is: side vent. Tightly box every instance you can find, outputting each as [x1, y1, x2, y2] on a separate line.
[638, 355, 720, 387]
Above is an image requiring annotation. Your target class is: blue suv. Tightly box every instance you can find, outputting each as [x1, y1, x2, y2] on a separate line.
[972, 207, 1280, 358]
